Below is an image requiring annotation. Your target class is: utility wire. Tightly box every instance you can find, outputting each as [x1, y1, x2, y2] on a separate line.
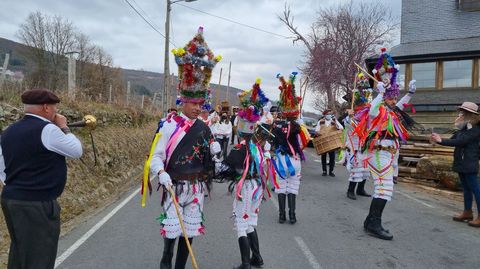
[123, 0, 177, 47]
[175, 3, 290, 39]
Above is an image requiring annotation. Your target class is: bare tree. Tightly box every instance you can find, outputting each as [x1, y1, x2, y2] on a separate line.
[280, 1, 397, 112]
[17, 12, 49, 87]
[17, 12, 76, 90]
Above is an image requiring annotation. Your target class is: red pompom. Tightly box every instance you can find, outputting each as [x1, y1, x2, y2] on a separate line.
[380, 47, 387, 53]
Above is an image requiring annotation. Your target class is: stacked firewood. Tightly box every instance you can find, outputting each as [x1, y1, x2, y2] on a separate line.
[398, 135, 461, 190]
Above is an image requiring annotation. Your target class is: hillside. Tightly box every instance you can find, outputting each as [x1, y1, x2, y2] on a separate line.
[0, 37, 242, 106]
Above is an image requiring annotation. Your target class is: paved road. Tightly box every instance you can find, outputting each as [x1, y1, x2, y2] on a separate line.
[55, 148, 480, 269]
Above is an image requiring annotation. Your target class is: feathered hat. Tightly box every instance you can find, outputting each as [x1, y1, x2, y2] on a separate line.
[172, 26, 221, 104]
[277, 72, 301, 119]
[237, 78, 269, 135]
[372, 48, 400, 99]
[353, 72, 372, 107]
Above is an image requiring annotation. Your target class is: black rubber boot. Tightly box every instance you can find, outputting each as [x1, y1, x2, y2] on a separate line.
[174, 237, 193, 269]
[365, 198, 393, 240]
[248, 229, 264, 268]
[347, 182, 357, 200]
[160, 238, 176, 269]
[233, 236, 251, 269]
[356, 180, 371, 197]
[278, 194, 286, 224]
[287, 193, 297, 224]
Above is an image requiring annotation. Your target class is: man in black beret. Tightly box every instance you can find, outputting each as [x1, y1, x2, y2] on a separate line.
[0, 88, 83, 269]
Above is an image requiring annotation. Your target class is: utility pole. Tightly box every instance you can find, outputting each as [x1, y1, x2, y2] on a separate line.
[226, 61, 231, 102]
[162, 0, 172, 116]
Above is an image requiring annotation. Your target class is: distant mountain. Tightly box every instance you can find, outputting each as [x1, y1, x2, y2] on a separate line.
[0, 37, 241, 106]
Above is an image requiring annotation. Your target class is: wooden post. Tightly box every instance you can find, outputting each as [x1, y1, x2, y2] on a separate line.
[472, 58, 479, 89]
[141, 95, 145, 109]
[0, 53, 10, 89]
[127, 81, 131, 106]
[216, 68, 223, 107]
[109, 84, 112, 103]
[436, 61, 444, 90]
[151, 92, 157, 111]
[226, 62, 231, 101]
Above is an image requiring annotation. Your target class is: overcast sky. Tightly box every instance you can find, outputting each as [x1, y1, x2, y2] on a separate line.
[0, 0, 401, 112]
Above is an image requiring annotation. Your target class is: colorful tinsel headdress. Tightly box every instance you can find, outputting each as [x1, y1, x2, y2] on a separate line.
[237, 78, 269, 134]
[353, 72, 372, 107]
[372, 48, 400, 99]
[277, 72, 301, 119]
[172, 27, 222, 104]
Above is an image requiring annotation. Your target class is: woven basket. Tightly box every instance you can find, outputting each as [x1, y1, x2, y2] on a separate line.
[313, 126, 343, 155]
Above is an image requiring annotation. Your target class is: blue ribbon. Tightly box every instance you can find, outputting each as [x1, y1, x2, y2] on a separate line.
[284, 154, 296, 177]
[274, 149, 287, 179]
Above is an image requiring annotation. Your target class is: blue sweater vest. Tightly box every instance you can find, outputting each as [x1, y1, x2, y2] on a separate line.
[1, 115, 67, 201]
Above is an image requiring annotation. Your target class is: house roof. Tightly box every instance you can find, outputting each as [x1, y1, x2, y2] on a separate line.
[367, 37, 480, 64]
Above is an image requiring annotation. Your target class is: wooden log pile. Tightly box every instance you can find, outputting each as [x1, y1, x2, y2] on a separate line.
[398, 135, 462, 190]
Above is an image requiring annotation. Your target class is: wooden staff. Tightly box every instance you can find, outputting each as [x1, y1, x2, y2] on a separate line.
[300, 77, 309, 112]
[350, 66, 360, 110]
[166, 186, 199, 269]
[354, 62, 378, 83]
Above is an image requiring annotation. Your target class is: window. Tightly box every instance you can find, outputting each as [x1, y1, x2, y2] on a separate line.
[459, 0, 480, 12]
[443, 60, 472, 88]
[412, 63, 436, 88]
[397, 64, 406, 91]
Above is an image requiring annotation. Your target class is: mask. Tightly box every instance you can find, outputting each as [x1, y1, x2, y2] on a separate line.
[325, 115, 333, 120]
[221, 116, 227, 120]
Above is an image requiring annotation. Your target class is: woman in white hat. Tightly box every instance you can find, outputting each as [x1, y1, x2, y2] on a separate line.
[431, 101, 480, 227]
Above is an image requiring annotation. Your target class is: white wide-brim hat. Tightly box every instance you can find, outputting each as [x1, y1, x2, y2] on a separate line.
[458, 102, 479, 115]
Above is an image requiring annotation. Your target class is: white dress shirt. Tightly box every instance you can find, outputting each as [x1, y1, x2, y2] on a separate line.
[315, 117, 344, 133]
[0, 113, 83, 184]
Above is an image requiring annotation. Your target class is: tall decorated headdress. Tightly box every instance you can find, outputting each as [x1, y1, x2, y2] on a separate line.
[353, 72, 372, 107]
[372, 48, 400, 99]
[277, 72, 301, 119]
[237, 78, 269, 135]
[172, 27, 222, 104]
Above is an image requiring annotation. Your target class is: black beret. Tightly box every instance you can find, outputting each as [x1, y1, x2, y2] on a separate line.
[21, 88, 60, 105]
[270, 106, 279, 112]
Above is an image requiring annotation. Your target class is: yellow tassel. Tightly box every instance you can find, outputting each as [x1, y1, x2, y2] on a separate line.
[142, 132, 162, 208]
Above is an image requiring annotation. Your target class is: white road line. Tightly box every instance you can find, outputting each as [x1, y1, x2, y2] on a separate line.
[54, 187, 140, 268]
[313, 159, 322, 163]
[294, 236, 323, 269]
[397, 190, 435, 208]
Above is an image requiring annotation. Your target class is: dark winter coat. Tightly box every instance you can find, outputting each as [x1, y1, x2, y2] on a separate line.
[439, 124, 480, 174]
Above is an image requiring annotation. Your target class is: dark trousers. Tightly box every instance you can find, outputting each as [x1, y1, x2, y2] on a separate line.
[458, 173, 480, 213]
[321, 151, 336, 173]
[1, 198, 61, 269]
[217, 137, 229, 160]
[231, 129, 237, 144]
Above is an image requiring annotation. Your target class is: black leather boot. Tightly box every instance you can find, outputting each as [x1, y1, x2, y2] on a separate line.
[233, 236, 251, 269]
[356, 180, 371, 197]
[160, 238, 176, 269]
[248, 229, 264, 268]
[174, 237, 193, 269]
[287, 193, 297, 224]
[278, 194, 286, 224]
[347, 182, 357, 200]
[365, 198, 393, 240]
